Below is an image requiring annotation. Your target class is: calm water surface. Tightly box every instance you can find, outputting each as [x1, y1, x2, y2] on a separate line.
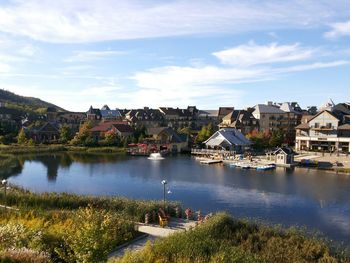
[3, 153, 350, 244]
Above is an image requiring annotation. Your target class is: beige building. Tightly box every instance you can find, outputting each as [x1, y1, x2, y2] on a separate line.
[295, 110, 350, 152]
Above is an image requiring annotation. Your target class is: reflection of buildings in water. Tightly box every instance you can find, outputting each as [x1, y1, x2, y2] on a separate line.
[35, 154, 73, 182]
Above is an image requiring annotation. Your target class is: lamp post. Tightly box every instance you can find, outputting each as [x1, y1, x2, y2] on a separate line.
[2, 179, 7, 206]
[161, 180, 167, 209]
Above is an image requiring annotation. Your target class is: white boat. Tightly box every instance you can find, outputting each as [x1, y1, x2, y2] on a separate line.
[147, 152, 165, 160]
[256, 165, 275, 171]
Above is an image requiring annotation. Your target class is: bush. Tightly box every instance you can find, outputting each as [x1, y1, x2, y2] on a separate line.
[112, 213, 348, 263]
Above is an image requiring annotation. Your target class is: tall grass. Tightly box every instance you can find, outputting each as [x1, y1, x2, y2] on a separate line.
[112, 213, 350, 263]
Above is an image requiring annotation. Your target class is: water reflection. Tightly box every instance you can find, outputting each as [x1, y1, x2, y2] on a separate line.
[3, 153, 350, 244]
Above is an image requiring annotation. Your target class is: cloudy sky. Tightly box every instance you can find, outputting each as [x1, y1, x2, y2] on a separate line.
[0, 0, 349, 111]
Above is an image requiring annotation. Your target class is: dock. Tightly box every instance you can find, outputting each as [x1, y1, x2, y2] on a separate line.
[200, 159, 223, 165]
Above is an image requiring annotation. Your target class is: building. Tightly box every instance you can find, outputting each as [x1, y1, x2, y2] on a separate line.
[125, 108, 165, 128]
[86, 106, 102, 121]
[100, 105, 122, 121]
[295, 110, 350, 152]
[219, 110, 258, 135]
[273, 147, 294, 165]
[26, 122, 60, 143]
[204, 128, 252, 152]
[252, 102, 302, 144]
[145, 127, 188, 153]
[89, 121, 133, 141]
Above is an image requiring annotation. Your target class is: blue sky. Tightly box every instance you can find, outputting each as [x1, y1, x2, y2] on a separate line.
[0, 0, 349, 111]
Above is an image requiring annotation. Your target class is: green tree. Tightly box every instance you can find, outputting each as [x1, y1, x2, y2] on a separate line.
[17, 128, 27, 145]
[196, 124, 214, 144]
[269, 130, 284, 148]
[59, 125, 72, 144]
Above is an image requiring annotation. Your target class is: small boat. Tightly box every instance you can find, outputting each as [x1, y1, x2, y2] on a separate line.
[256, 165, 275, 171]
[147, 152, 165, 160]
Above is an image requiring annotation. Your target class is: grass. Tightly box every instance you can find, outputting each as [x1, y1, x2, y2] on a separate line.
[0, 187, 180, 263]
[112, 213, 350, 263]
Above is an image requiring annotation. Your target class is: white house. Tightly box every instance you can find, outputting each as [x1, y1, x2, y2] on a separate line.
[204, 128, 252, 152]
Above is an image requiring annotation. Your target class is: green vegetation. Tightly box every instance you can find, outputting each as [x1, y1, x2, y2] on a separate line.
[0, 187, 179, 263]
[195, 123, 214, 144]
[113, 213, 349, 263]
[247, 130, 285, 150]
[16, 128, 27, 145]
[0, 144, 127, 155]
[0, 89, 64, 114]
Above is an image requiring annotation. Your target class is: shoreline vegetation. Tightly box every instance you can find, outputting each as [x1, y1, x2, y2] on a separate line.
[0, 187, 349, 263]
[1, 144, 350, 175]
[0, 144, 128, 155]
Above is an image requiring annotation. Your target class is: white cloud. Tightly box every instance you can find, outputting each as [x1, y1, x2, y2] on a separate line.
[65, 50, 127, 62]
[0, 62, 11, 73]
[324, 20, 350, 39]
[213, 42, 315, 66]
[17, 44, 38, 57]
[0, 0, 349, 43]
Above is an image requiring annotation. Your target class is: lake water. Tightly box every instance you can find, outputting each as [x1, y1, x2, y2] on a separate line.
[2, 153, 350, 244]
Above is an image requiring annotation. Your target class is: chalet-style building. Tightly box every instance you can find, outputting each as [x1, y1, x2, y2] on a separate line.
[204, 128, 252, 152]
[26, 122, 60, 143]
[89, 121, 133, 141]
[295, 110, 350, 152]
[158, 106, 199, 129]
[125, 108, 165, 128]
[219, 110, 259, 135]
[144, 127, 188, 153]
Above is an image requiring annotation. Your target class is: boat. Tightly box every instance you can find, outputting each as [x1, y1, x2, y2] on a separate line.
[256, 165, 275, 171]
[147, 152, 165, 160]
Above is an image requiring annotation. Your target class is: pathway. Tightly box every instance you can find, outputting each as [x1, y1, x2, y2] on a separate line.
[108, 218, 197, 260]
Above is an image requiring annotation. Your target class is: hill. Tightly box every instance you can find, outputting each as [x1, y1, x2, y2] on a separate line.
[0, 89, 65, 113]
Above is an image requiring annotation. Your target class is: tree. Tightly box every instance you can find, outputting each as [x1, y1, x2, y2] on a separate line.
[59, 125, 72, 144]
[70, 121, 94, 146]
[196, 124, 214, 144]
[101, 129, 118, 146]
[269, 130, 284, 148]
[17, 128, 27, 145]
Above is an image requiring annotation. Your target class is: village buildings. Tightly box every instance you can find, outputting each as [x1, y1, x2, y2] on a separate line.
[295, 107, 350, 153]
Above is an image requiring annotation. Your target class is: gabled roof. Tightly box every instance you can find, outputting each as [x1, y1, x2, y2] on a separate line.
[218, 107, 234, 117]
[112, 123, 133, 133]
[87, 106, 101, 116]
[273, 147, 294, 155]
[204, 128, 252, 147]
[253, 104, 285, 114]
[308, 110, 339, 123]
[89, 121, 129, 132]
[147, 127, 186, 143]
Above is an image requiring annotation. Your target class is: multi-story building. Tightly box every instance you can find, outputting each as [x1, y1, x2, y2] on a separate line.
[219, 110, 259, 135]
[252, 102, 302, 144]
[295, 110, 350, 153]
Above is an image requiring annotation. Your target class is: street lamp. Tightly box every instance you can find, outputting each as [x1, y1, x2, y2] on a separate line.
[1, 179, 7, 206]
[161, 180, 167, 209]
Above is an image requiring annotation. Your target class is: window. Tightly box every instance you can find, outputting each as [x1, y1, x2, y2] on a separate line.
[326, 123, 332, 129]
[314, 123, 319, 128]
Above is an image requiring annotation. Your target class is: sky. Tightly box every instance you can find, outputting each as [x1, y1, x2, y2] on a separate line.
[0, 0, 350, 112]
